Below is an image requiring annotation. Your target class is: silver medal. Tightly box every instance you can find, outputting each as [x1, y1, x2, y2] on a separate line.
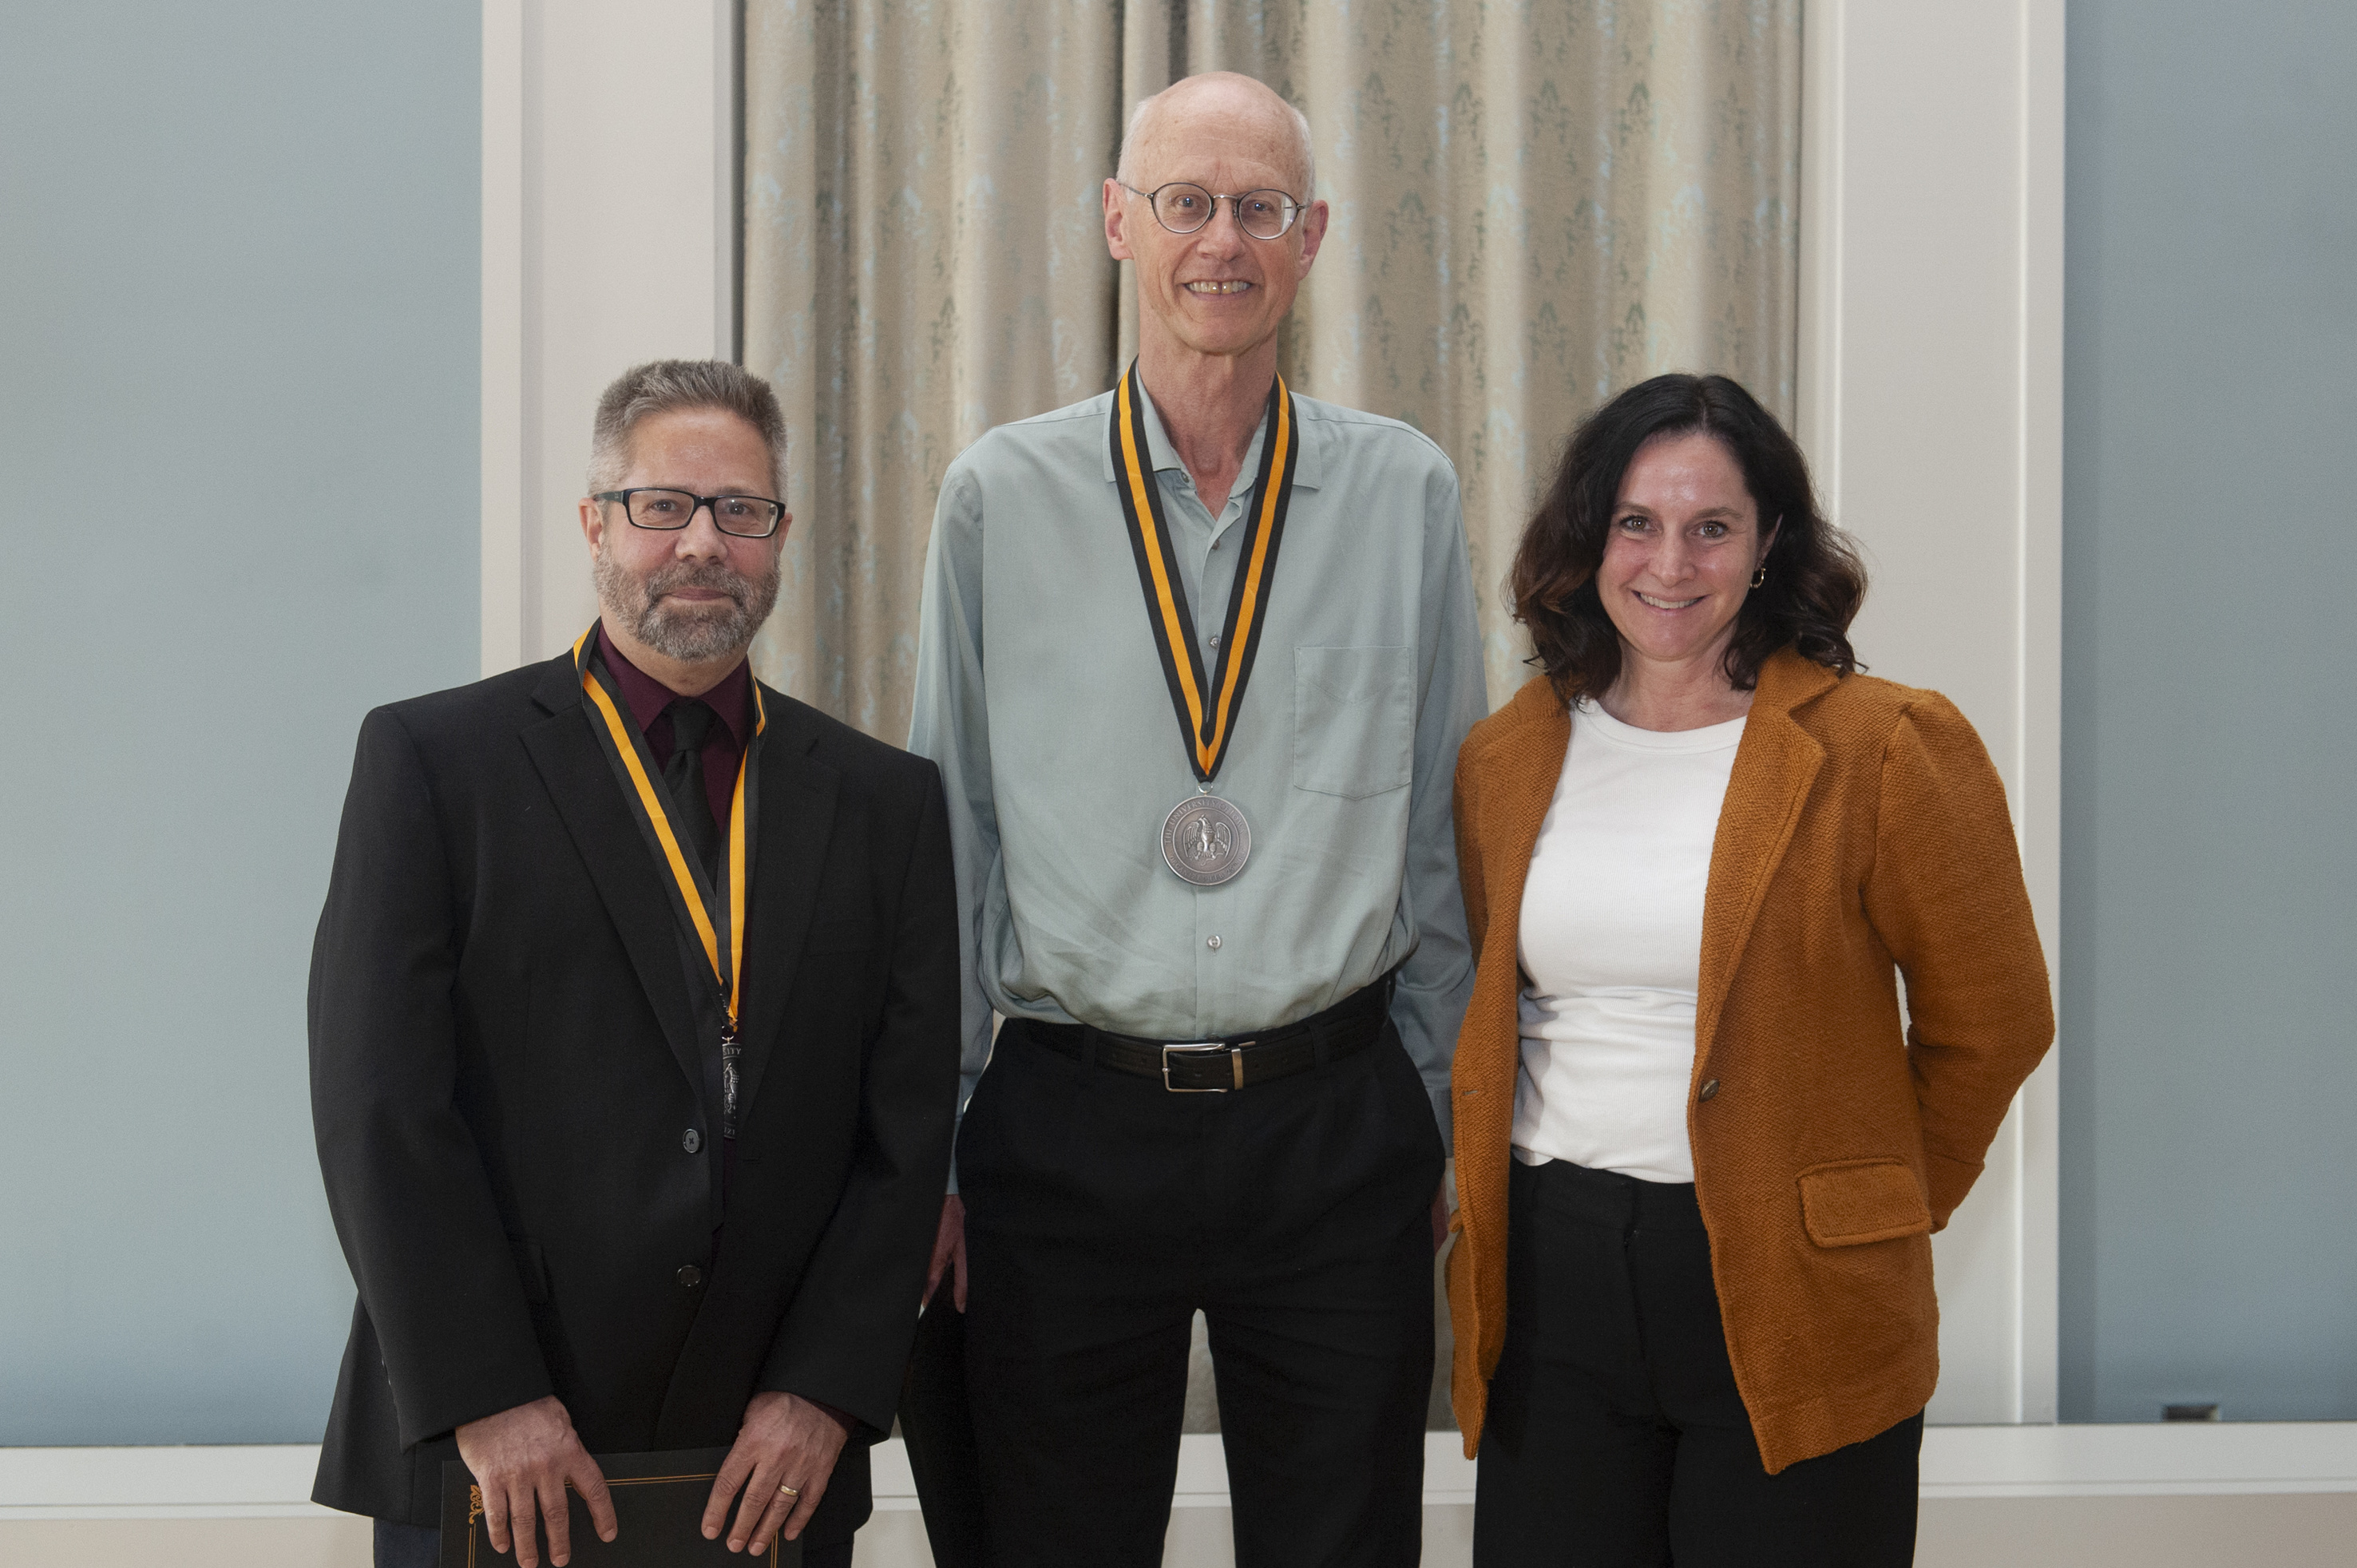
[1162, 794, 1252, 885]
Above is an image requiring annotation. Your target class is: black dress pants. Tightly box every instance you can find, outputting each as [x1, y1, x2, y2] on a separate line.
[958, 1017, 1446, 1568]
[1474, 1158, 1921, 1568]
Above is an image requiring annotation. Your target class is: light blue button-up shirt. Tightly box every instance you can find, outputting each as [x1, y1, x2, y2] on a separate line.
[908, 383, 1487, 1145]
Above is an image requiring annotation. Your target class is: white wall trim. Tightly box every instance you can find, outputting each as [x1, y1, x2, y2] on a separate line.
[711, 0, 740, 362]
[11, 1430, 2356, 1520]
[2013, 0, 2069, 1428]
[1795, 0, 1845, 520]
[479, 0, 529, 679]
[1915, 1424, 2357, 1500]
[1795, 0, 2067, 1429]
[477, 0, 740, 679]
[0, 1446, 334, 1521]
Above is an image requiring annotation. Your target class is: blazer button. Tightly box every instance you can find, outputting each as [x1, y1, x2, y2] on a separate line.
[676, 1264, 704, 1289]
[1699, 1079, 1721, 1102]
[682, 1128, 702, 1154]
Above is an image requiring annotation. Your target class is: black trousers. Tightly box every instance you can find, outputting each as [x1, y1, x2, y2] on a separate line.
[958, 1016, 1446, 1568]
[1474, 1158, 1921, 1568]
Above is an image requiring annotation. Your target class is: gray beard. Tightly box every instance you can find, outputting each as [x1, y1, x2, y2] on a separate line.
[593, 548, 781, 665]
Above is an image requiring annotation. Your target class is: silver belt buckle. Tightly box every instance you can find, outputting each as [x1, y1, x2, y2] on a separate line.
[1161, 1040, 1251, 1093]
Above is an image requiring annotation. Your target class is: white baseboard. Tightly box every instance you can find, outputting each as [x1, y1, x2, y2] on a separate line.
[7, 1426, 2355, 1520]
[1916, 1422, 2357, 1498]
[0, 1444, 332, 1520]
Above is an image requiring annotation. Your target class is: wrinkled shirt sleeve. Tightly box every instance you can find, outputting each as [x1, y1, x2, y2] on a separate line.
[907, 460, 998, 1188]
[1388, 459, 1489, 1150]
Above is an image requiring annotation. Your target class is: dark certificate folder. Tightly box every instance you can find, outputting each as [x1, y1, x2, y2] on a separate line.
[440, 1448, 802, 1566]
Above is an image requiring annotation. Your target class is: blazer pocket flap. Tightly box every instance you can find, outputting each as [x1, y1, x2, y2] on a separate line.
[1798, 1160, 1932, 1247]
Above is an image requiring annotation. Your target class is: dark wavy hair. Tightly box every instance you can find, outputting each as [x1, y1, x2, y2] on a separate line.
[1511, 373, 1866, 703]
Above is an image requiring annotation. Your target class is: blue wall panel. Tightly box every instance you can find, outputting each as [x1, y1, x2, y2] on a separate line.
[0, 3, 478, 1442]
[2062, 0, 2357, 1422]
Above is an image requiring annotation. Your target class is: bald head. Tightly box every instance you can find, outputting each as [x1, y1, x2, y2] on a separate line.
[1117, 72, 1315, 197]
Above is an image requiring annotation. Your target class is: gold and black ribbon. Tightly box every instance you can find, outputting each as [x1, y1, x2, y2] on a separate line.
[572, 625, 765, 1033]
[1111, 358, 1298, 784]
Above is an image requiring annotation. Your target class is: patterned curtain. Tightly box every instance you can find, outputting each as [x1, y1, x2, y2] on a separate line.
[743, 2, 1122, 736]
[742, 0, 1799, 1428]
[744, 0, 1797, 738]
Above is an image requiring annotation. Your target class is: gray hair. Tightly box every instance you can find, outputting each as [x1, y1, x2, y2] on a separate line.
[586, 359, 788, 499]
[1115, 79, 1316, 198]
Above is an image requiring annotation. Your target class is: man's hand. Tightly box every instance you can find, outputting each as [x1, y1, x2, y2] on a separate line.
[701, 1391, 851, 1554]
[1431, 1183, 1451, 1254]
[925, 1193, 968, 1310]
[455, 1396, 614, 1568]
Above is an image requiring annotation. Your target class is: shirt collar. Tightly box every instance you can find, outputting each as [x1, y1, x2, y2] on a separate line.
[595, 623, 752, 746]
[1100, 377, 1324, 492]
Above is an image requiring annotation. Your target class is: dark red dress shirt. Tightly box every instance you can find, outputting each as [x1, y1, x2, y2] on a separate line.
[595, 625, 751, 831]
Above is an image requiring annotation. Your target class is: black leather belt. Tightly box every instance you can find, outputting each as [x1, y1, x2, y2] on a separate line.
[1023, 972, 1396, 1092]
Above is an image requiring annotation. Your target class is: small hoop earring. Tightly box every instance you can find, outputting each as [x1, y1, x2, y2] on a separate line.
[1749, 562, 1768, 589]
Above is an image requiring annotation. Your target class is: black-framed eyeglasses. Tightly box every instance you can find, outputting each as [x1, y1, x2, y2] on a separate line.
[1118, 180, 1305, 240]
[593, 488, 786, 539]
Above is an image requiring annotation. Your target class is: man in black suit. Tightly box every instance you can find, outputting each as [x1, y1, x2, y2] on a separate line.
[309, 359, 958, 1568]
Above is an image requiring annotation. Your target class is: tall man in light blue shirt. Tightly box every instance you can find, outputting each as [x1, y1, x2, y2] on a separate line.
[907, 71, 1487, 1566]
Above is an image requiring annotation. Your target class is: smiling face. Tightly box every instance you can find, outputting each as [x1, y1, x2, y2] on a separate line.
[579, 406, 788, 675]
[1104, 75, 1328, 366]
[1596, 429, 1778, 683]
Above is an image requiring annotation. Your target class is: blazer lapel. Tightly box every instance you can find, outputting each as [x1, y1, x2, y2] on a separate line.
[729, 689, 840, 1124]
[518, 651, 708, 1100]
[1694, 650, 1836, 1068]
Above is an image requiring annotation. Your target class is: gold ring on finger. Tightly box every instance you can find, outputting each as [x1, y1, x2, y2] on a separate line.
[778, 1483, 800, 1499]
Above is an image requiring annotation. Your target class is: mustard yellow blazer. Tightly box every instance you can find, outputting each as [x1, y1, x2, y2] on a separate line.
[1446, 647, 2053, 1472]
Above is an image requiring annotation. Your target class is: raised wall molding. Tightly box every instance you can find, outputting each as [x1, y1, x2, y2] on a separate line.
[478, 0, 739, 678]
[1798, 0, 2066, 1427]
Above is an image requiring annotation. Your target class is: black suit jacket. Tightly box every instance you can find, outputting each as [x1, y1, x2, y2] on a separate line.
[307, 643, 958, 1542]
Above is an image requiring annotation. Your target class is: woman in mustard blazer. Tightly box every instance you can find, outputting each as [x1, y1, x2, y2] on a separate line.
[1447, 374, 2051, 1566]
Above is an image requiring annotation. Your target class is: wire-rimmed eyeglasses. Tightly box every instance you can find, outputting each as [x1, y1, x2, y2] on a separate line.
[593, 488, 786, 539]
[1118, 180, 1305, 240]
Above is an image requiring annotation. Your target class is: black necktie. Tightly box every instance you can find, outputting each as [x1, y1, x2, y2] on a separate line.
[662, 699, 723, 877]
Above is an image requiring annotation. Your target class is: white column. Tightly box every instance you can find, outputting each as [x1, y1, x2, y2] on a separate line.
[479, 0, 739, 678]
[1796, 0, 2066, 1425]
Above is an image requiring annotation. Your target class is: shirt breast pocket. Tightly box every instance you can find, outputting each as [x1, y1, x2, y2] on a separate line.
[1292, 646, 1415, 799]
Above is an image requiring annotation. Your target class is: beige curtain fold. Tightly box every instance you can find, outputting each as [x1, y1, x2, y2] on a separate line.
[742, 0, 1797, 1432]
[1175, 1, 1801, 703]
[745, 0, 1796, 738]
[743, 0, 1124, 737]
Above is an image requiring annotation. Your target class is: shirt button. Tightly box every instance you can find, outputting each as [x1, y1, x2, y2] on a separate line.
[1206, 935, 1222, 951]
[676, 1264, 704, 1289]
[1699, 1079, 1721, 1102]
[682, 1128, 702, 1154]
